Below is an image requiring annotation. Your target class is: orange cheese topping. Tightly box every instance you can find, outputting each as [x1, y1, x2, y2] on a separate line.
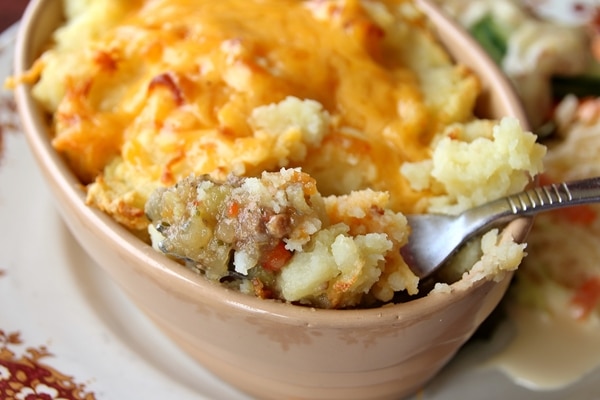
[33, 0, 480, 231]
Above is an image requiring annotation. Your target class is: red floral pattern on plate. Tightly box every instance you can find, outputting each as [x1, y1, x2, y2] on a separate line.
[1, 31, 98, 400]
[0, 331, 96, 400]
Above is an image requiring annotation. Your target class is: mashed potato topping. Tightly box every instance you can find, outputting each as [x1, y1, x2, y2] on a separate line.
[22, 0, 546, 308]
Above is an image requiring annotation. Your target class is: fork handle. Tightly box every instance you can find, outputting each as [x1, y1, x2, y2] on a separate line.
[506, 176, 600, 214]
[464, 176, 600, 232]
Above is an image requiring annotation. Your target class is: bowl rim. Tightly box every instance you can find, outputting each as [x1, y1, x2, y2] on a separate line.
[13, 0, 525, 328]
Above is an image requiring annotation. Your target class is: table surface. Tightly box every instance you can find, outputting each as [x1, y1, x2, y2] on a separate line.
[0, 1, 29, 33]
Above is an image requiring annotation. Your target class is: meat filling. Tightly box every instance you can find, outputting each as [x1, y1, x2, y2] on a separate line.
[145, 168, 416, 308]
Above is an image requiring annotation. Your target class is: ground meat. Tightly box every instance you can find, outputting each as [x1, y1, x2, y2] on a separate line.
[145, 168, 325, 285]
[145, 167, 416, 309]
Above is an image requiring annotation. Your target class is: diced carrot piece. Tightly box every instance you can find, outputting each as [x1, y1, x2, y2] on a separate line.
[536, 173, 555, 186]
[552, 205, 597, 227]
[570, 276, 600, 320]
[228, 201, 240, 218]
[261, 241, 293, 272]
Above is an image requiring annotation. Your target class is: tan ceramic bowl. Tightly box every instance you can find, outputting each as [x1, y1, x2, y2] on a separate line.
[13, 0, 530, 399]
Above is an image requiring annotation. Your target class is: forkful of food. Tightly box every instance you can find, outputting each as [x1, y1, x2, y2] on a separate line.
[401, 176, 600, 278]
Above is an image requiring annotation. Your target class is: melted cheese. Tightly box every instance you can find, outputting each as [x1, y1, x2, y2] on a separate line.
[32, 0, 481, 231]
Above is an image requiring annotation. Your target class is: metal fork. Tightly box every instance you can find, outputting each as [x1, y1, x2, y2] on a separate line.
[401, 177, 600, 278]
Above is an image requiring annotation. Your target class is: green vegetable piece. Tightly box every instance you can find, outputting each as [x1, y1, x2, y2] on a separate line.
[469, 15, 508, 65]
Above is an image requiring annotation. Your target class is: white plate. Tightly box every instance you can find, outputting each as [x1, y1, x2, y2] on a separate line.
[0, 23, 598, 400]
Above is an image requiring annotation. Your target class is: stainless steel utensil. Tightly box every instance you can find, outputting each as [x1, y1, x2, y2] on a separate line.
[401, 177, 600, 278]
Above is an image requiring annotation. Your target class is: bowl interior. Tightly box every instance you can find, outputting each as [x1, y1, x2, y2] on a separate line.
[13, 0, 529, 325]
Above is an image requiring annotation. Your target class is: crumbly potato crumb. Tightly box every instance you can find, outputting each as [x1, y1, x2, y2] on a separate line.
[431, 229, 527, 294]
[403, 117, 546, 215]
